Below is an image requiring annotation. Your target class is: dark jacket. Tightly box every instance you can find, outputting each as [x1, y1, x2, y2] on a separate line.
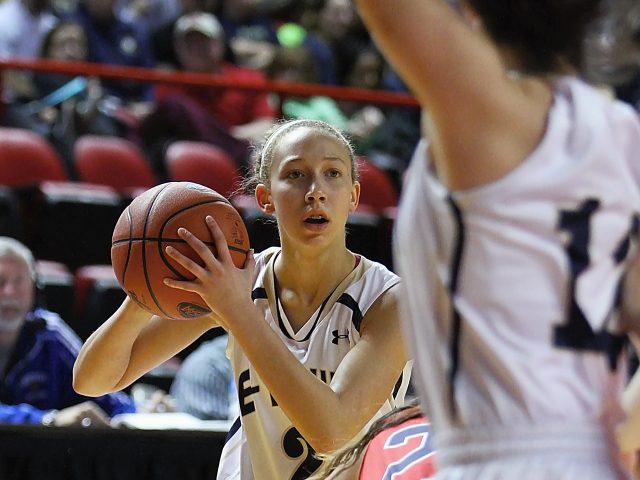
[0, 308, 135, 424]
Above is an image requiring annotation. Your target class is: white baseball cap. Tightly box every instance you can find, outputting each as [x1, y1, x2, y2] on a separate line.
[174, 12, 223, 40]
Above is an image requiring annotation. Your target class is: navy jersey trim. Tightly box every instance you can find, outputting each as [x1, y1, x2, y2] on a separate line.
[446, 195, 465, 422]
[337, 293, 363, 332]
[252, 287, 268, 301]
[392, 369, 405, 399]
[224, 416, 241, 445]
[273, 268, 338, 342]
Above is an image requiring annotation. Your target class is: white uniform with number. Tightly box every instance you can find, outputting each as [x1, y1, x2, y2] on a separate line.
[216, 247, 411, 480]
[394, 76, 640, 479]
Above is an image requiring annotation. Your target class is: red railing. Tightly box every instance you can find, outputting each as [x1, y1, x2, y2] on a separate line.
[0, 58, 420, 108]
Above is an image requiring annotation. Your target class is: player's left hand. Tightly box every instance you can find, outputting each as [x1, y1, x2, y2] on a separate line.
[163, 215, 256, 327]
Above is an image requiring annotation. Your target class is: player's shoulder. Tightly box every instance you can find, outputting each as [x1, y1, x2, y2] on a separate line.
[351, 255, 400, 294]
[253, 247, 280, 266]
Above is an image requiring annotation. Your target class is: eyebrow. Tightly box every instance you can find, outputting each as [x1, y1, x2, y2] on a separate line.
[280, 156, 348, 166]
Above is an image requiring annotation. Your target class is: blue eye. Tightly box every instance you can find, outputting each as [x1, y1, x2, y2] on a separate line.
[327, 169, 341, 178]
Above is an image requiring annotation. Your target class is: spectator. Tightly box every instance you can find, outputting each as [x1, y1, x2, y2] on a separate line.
[116, 0, 182, 36]
[148, 0, 222, 70]
[309, 0, 371, 86]
[0, 0, 57, 103]
[266, 42, 385, 156]
[67, 0, 156, 107]
[218, 0, 279, 70]
[169, 334, 235, 420]
[266, 43, 348, 127]
[0, 237, 135, 426]
[134, 11, 276, 173]
[7, 21, 123, 177]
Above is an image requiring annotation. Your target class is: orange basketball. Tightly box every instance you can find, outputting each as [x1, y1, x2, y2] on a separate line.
[111, 182, 250, 320]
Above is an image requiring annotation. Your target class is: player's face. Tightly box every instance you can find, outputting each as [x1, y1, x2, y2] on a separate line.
[264, 127, 359, 248]
[0, 257, 33, 346]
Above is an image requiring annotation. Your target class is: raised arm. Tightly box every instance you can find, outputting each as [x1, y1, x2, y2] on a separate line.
[354, 0, 553, 190]
[73, 296, 218, 396]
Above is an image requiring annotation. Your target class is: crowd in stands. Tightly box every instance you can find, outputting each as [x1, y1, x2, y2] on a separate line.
[0, 0, 639, 468]
[0, 0, 423, 188]
[0, 0, 418, 432]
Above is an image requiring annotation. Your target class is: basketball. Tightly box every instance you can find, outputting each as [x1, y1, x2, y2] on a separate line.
[111, 182, 250, 320]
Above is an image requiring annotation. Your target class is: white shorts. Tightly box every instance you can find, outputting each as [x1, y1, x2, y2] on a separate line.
[433, 422, 631, 480]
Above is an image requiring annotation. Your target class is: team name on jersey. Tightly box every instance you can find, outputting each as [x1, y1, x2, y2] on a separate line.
[238, 367, 335, 417]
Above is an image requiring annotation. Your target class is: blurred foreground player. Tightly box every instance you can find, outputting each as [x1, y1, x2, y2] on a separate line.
[355, 0, 640, 478]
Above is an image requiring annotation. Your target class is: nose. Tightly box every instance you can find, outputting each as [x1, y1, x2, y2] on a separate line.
[305, 181, 326, 204]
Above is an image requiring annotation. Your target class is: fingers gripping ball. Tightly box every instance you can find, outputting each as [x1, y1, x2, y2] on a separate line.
[111, 182, 250, 320]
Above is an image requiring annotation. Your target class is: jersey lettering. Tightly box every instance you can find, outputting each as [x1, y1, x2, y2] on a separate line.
[309, 368, 335, 385]
[238, 369, 259, 416]
[553, 199, 631, 367]
[381, 423, 433, 480]
[239, 368, 335, 417]
[282, 426, 322, 479]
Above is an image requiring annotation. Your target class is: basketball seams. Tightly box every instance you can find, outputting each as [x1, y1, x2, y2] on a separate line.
[157, 198, 227, 280]
[157, 199, 240, 280]
[119, 207, 134, 284]
[142, 184, 174, 319]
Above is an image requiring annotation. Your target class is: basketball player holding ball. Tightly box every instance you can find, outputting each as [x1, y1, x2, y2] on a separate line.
[73, 119, 411, 479]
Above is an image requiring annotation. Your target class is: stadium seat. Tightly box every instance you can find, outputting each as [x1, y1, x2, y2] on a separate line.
[0, 186, 26, 241]
[74, 135, 157, 191]
[165, 141, 242, 198]
[0, 127, 68, 187]
[356, 156, 398, 212]
[25, 181, 123, 269]
[345, 211, 383, 263]
[378, 207, 397, 271]
[34, 260, 74, 322]
[73, 265, 126, 341]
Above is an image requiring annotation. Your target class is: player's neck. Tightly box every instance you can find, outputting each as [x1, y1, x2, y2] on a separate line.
[275, 248, 355, 302]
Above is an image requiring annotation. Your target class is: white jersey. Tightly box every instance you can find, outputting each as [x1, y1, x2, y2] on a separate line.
[217, 247, 411, 480]
[395, 77, 640, 477]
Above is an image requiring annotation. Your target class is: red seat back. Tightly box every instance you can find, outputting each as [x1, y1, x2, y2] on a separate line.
[0, 127, 68, 186]
[357, 156, 398, 212]
[165, 141, 241, 198]
[74, 135, 157, 190]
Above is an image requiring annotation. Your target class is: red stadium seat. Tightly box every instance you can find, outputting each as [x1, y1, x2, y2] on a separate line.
[165, 141, 241, 198]
[74, 135, 157, 190]
[356, 156, 398, 212]
[0, 127, 68, 186]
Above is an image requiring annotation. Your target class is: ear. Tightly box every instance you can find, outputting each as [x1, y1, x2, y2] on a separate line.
[349, 181, 361, 213]
[255, 183, 275, 214]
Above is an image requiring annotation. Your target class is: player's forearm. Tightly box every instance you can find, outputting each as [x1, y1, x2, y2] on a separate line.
[73, 297, 154, 396]
[226, 303, 369, 452]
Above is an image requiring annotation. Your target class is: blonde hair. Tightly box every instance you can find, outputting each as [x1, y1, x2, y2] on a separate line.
[243, 119, 359, 192]
[308, 400, 423, 479]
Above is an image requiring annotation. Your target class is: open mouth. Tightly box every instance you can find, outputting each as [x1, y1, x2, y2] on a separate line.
[305, 215, 328, 224]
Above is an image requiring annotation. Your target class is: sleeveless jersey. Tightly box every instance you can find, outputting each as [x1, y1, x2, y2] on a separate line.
[360, 410, 436, 479]
[394, 77, 640, 474]
[217, 247, 411, 479]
